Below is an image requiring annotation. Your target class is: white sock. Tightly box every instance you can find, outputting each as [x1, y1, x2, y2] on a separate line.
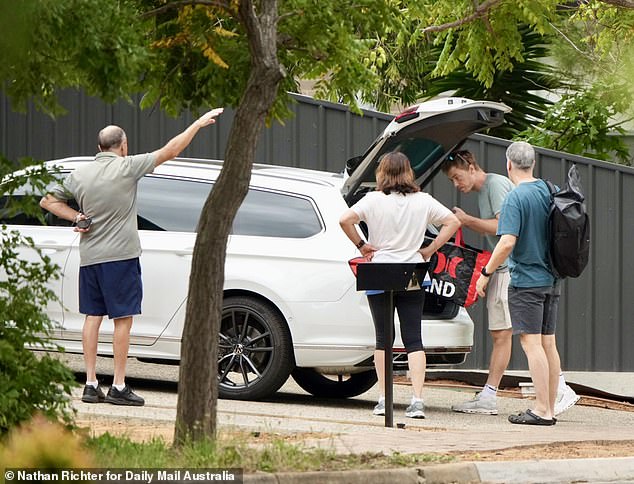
[377, 395, 385, 403]
[482, 384, 497, 398]
[411, 395, 423, 404]
[558, 373, 567, 393]
[86, 380, 99, 389]
[113, 383, 126, 391]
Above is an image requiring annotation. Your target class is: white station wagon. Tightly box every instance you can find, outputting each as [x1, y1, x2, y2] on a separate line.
[6, 97, 510, 400]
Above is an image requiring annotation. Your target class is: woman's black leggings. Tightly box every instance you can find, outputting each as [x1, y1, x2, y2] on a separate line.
[367, 289, 425, 353]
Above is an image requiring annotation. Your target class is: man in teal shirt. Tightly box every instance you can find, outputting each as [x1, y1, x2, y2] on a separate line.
[476, 141, 563, 426]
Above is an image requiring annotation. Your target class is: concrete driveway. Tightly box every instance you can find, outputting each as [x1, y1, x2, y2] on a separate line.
[64, 355, 634, 456]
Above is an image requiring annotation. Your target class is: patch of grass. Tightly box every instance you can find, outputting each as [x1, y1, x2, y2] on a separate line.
[85, 430, 455, 473]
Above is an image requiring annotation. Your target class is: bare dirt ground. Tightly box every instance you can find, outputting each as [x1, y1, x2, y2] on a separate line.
[452, 440, 634, 462]
[75, 415, 634, 463]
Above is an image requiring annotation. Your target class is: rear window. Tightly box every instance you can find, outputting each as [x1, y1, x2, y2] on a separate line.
[379, 138, 444, 176]
[232, 189, 322, 238]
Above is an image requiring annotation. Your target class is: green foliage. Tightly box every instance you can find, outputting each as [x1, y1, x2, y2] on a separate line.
[1, 0, 403, 120]
[574, 1, 634, 60]
[85, 433, 173, 467]
[2, 0, 149, 115]
[365, 3, 576, 136]
[85, 430, 455, 472]
[372, 0, 633, 157]
[423, 28, 572, 138]
[518, 81, 632, 164]
[416, 0, 559, 87]
[278, 0, 401, 113]
[137, 0, 403, 119]
[0, 156, 76, 434]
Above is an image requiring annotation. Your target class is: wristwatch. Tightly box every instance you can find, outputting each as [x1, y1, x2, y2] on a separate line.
[356, 240, 366, 249]
[481, 266, 492, 277]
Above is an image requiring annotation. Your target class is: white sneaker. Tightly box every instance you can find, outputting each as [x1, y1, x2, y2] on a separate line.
[451, 392, 498, 415]
[555, 385, 580, 416]
[405, 400, 425, 419]
[373, 399, 385, 416]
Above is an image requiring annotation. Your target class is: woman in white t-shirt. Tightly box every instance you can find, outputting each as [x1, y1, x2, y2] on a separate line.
[340, 151, 460, 418]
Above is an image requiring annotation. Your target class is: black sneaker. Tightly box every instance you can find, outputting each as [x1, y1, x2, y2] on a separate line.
[81, 384, 106, 403]
[105, 385, 145, 406]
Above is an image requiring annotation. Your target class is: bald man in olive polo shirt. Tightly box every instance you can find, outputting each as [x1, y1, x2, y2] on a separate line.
[41, 108, 223, 406]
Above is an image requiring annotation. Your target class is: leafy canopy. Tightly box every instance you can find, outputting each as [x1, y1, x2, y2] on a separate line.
[2, 0, 402, 119]
[361, 0, 633, 163]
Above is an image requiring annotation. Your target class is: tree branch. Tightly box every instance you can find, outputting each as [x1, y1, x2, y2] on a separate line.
[549, 22, 584, 55]
[421, 0, 634, 36]
[607, 116, 634, 130]
[598, 0, 634, 7]
[421, 0, 504, 34]
[140, 0, 231, 19]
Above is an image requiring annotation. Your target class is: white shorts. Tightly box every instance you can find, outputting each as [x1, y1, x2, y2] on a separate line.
[486, 269, 512, 331]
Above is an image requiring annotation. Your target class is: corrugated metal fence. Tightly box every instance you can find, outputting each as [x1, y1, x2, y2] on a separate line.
[2, 90, 633, 371]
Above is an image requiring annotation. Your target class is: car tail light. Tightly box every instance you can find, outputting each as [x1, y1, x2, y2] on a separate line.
[394, 105, 419, 123]
[348, 256, 366, 276]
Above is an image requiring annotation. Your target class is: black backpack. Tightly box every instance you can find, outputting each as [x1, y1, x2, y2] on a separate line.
[545, 164, 590, 278]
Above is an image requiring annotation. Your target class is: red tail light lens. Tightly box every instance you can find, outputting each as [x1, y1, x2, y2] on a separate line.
[394, 105, 419, 123]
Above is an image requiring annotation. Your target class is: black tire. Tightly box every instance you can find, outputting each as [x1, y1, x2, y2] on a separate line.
[291, 367, 378, 399]
[218, 296, 294, 400]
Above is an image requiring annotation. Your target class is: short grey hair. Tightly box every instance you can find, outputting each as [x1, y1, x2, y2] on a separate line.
[506, 141, 535, 170]
[98, 125, 126, 151]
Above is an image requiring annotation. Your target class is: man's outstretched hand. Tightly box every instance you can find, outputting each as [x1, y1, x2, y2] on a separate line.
[198, 108, 224, 127]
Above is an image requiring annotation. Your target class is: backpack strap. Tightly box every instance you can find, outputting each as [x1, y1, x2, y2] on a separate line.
[544, 179, 557, 196]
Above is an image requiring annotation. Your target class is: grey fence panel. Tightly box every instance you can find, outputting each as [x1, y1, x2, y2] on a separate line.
[2, 90, 633, 371]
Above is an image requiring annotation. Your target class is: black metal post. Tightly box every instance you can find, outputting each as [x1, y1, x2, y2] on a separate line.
[384, 290, 394, 428]
[354, 262, 428, 430]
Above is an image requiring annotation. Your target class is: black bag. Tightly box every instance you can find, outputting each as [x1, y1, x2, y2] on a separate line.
[427, 229, 491, 307]
[545, 164, 590, 278]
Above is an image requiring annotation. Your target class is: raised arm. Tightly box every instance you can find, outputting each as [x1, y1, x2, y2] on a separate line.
[152, 108, 224, 166]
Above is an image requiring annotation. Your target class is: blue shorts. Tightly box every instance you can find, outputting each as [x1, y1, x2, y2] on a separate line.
[79, 258, 142, 319]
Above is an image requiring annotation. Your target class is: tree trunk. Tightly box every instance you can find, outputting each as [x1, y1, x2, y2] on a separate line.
[174, 0, 284, 444]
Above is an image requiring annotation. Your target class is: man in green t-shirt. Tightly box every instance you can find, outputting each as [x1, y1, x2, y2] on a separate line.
[40, 108, 223, 406]
[442, 150, 578, 416]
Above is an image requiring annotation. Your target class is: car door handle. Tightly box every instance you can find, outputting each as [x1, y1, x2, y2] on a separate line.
[173, 248, 194, 257]
[38, 241, 70, 254]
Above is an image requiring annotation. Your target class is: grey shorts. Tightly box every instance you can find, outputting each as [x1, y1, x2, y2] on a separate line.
[508, 285, 560, 335]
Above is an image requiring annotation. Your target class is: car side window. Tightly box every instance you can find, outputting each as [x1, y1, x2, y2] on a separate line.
[137, 175, 322, 238]
[232, 189, 322, 238]
[137, 176, 211, 232]
[0, 195, 43, 226]
[0, 174, 75, 227]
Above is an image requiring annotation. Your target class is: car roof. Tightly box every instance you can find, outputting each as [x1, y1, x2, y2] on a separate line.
[47, 156, 345, 194]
